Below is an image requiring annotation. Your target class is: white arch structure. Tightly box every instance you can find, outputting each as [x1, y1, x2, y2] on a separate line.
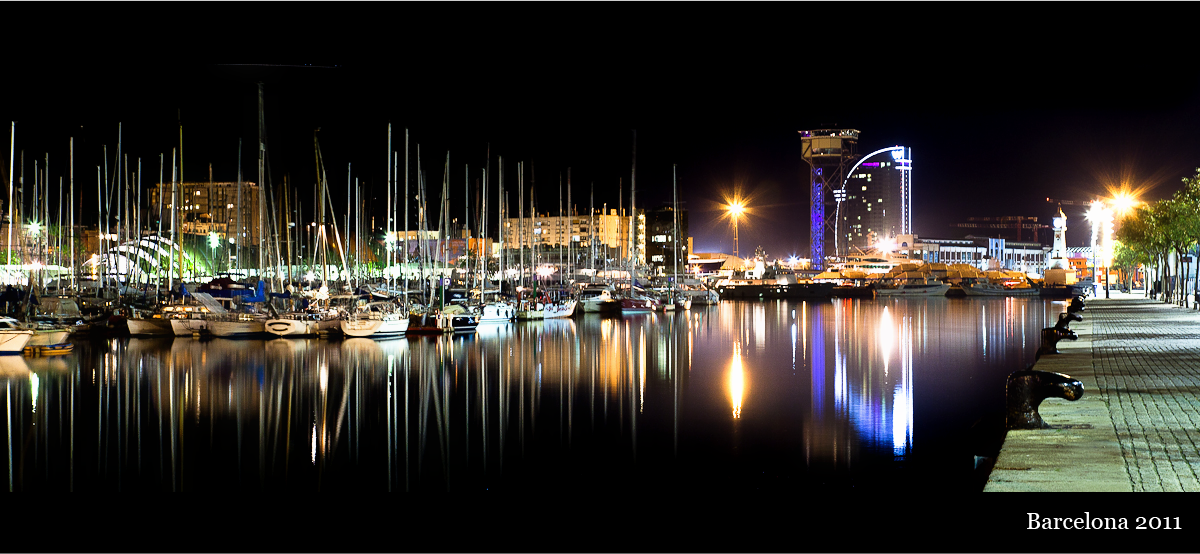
[833, 145, 912, 256]
[82, 235, 203, 283]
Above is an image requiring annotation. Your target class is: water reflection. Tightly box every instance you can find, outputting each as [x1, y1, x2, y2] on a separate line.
[1, 297, 1052, 491]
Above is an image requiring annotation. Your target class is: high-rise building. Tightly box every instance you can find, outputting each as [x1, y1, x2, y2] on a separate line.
[148, 181, 264, 245]
[644, 206, 688, 276]
[837, 153, 911, 253]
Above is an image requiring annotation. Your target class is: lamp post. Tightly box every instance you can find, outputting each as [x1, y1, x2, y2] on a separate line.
[727, 201, 744, 259]
[1085, 200, 1110, 298]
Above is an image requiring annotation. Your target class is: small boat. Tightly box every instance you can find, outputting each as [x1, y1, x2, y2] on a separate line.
[449, 313, 479, 333]
[960, 271, 1040, 297]
[474, 301, 516, 323]
[577, 285, 620, 313]
[515, 298, 545, 321]
[406, 311, 454, 335]
[24, 343, 73, 356]
[677, 281, 720, 305]
[619, 289, 660, 314]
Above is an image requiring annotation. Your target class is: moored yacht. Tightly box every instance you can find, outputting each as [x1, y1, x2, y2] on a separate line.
[341, 301, 410, 338]
[577, 285, 620, 313]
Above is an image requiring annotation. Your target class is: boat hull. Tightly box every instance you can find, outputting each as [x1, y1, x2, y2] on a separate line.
[170, 318, 207, 336]
[715, 282, 836, 300]
[0, 330, 34, 354]
[207, 319, 268, 338]
[340, 316, 408, 338]
[874, 283, 950, 296]
[127, 317, 175, 336]
[961, 284, 1040, 296]
[544, 299, 577, 318]
[267, 317, 341, 337]
[29, 328, 71, 346]
[620, 298, 659, 313]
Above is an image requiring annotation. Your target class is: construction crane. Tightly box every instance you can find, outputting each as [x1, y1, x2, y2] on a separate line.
[1045, 197, 1092, 206]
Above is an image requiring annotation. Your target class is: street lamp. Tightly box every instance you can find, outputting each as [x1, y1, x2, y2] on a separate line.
[727, 201, 744, 258]
[1086, 200, 1116, 298]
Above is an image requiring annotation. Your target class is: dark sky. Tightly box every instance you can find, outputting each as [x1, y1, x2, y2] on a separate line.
[5, 3, 1199, 259]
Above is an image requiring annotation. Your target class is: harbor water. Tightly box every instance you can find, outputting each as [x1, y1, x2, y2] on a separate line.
[1, 296, 1063, 492]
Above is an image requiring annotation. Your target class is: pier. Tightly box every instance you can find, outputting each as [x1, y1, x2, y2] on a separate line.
[986, 291, 1200, 492]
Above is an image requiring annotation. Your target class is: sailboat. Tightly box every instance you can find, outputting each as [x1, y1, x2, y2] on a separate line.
[340, 299, 410, 338]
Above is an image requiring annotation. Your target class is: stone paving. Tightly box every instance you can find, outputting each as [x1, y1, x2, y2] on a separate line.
[1089, 294, 1200, 492]
[986, 291, 1200, 492]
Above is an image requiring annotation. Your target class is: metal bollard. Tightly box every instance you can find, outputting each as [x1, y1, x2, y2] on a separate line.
[1005, 370, 1084, 429]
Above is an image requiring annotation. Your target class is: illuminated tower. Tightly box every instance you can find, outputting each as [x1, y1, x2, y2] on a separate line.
[800, 129, 860, 269]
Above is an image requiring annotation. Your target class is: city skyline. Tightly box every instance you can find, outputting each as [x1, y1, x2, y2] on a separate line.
[4, 4, 1198, 264]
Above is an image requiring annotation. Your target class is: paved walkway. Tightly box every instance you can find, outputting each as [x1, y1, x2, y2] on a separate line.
[985, 291, 1200, 491]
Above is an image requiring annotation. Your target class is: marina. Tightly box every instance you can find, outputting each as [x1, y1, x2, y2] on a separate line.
[1, 295, 1060, 492]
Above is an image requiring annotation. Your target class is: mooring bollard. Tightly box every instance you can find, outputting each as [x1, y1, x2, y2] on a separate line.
[1067, 295, 1085, 315]
[1005, 370, 1084, 429]
[1039, 310, 1081, 355]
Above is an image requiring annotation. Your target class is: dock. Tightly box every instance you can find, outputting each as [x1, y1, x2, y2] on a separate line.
[985, 291, 1200, 492]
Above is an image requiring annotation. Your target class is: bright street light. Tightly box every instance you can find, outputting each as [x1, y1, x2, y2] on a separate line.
[727, 200, 745, 258]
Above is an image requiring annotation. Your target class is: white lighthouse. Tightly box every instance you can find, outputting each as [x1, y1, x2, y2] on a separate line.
[1044, 206, 1077, 287]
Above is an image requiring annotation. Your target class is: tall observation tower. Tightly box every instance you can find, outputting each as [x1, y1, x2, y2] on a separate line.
[803, 129, 913, 268]
[800, 129, 860, 270]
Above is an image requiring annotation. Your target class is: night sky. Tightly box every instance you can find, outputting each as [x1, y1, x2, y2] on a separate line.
[5, 3, 1199, 260]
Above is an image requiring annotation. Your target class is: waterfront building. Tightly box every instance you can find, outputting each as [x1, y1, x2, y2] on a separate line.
[148, 181, 264, 245]
[501, 209, 642, 264]
[901, 234, 1050, 274]
[644, 206, 689, 276]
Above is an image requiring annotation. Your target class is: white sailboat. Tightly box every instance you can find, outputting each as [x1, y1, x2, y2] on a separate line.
[340, 300, 410, 338]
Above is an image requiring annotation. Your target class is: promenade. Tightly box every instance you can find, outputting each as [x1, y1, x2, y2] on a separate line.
[985, 291, 1200, 492]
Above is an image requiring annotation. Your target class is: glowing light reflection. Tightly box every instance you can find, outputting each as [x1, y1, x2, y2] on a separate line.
[730, 342, 744, 419]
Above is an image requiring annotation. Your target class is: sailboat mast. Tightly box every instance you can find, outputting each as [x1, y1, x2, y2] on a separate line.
[630, 130, 636, 290]
[673, 164, 679, 288]
[237, 138, 243, 277]
[178, 123, 184, 285]
[464, 163, 469, 295]
[567, 168, 572, 287]
[404, 130, 409, 296]
[498, 156, 504, 297]
[70, 138, 75, 292]
[7, 122, 13, 267]
[169, 148, 177, 293]
[558, 172, 563, 290]
[156, 153, 162, 296]
[284, 177, 291, 285]
[518, 161, 523, 290]
[386, 123, 392, 291]
[589, 183, 594, 275]
[481, 157, 488, 299]
[258, 82, 267, 281]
